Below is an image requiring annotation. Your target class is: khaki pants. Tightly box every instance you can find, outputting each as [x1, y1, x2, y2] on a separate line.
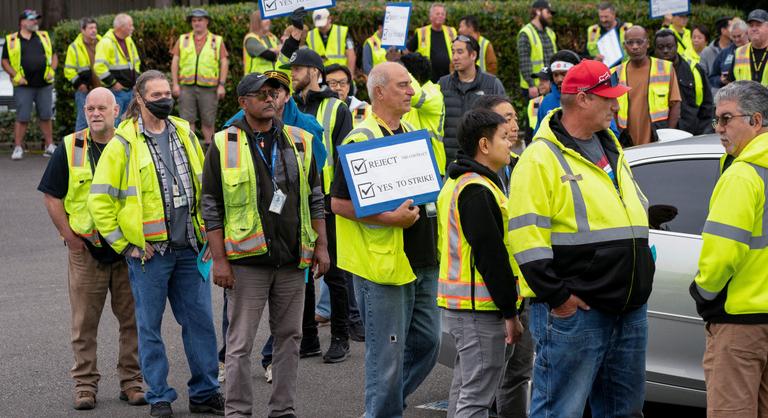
[704, 322, 768, 418]
[68, 248, 142, 394]
[178, 85, 218, 128]
[224, 265, 305, 418]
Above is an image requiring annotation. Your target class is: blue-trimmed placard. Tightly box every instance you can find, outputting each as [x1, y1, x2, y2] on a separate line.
[338, 129, 442, 218]
[259, 0, 336, 20]
[381, 2, 413, 48]
[649, 0, 690, 19]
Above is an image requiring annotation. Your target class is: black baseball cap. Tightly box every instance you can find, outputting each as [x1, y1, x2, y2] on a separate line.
[280, 49, 325, 74]
[748, 9, 768, 24]
[531, 0, 555, 13]
[237, 73, 286, 97]
[19, 9, 41, 21]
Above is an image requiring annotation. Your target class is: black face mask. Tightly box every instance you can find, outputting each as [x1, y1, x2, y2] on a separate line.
[143, 97, 174, 120]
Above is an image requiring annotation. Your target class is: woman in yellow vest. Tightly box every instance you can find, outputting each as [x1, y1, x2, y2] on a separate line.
[437, 109, 523, 417]
[243, 11, 281, 75]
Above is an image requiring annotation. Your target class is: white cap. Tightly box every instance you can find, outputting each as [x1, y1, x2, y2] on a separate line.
[313, 8, 330, 28]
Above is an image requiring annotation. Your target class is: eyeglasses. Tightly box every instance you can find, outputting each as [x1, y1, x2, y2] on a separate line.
[578, 77, 613, 93]
[326, 80, 349, 88]
[624, 39, 646, 46]
[712, 114, 752, 129]
[244, 90, 279, 101]
[454, 35, 473, 43]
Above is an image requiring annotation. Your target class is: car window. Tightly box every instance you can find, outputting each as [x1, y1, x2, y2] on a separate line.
[632, 158, 720, 235]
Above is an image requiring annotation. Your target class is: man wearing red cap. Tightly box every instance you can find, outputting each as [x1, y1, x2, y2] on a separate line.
[508, 59, 654, 417]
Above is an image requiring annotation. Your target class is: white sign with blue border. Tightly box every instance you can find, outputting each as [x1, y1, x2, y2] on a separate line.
[259, 0, 335, 20]
[649, 0, 690, 19]
[338, 129, 442, 218]
[381, 2, 413, 48]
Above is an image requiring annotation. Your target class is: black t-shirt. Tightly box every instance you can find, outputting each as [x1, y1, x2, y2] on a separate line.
[2, 32, 49, 87]
[38, 142, 123, 264]
[407, 29, 451, 83]
[331, 124, 439, 269]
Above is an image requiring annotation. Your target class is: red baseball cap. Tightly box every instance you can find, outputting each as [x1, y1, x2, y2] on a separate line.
[560, 60, 630, 98]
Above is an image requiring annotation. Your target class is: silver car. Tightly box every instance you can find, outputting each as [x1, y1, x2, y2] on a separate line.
[437, 134, 723, 408]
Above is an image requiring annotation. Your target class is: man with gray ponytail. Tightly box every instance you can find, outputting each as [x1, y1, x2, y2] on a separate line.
[88, 70, 223, 418]
[691, 80, 768, 418]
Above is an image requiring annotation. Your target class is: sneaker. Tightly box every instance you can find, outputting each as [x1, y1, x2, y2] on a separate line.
[349, 320, 366, 342]
[300, 336, 322, 358]
[43, 143, 56, 157]
[189, 392, 224, 415]
[11, 146, 23, 160]
[323, 336, 350, 363]
[217, 361, 225, 383]
[265, 364, 273, 384]
[119, 387, 148, 405]
[150, 401, 173, 417]
[73, 391, 96, 410]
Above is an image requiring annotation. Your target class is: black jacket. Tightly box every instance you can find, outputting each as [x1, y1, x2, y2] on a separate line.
[438, 69, 506, 168]
[674, 57, 714, 136]
[447, 153, 520, 318]
[522, 111, 655, 314]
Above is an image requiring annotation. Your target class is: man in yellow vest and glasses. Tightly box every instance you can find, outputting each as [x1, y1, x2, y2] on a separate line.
[171, 9, 228, 147]
[201, 72, 329, 417]
[585, 2, 632, 67]
[406, 3, 457, 82]
[243, 11, 281, 76]
[88, 70, 223, 417]
[331, 62, 441, 418]
[308, 8, 356, 80]
[94, 13, 141, 124]
[691, 80, 768, 418]
[362, 15, 387, 75]
[517, 0, 557, 99]
[2, 9, 57, 160]
[655, 29, 714, 135]
[437, 108, 524, 417]
[458, 15, 498, 75]
[64, 17, 102, 132]
[39, 87, 146, 411]
[726, 9, 768, 87]
[614, 25, 681, 145]
[508, 59, 654, 418]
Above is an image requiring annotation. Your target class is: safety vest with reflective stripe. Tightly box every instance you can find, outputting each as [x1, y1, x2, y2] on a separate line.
[64, 33, 102, 85]
[404, 77, 446, 174]
[733, 44, 768, 86]
[316, 97, 343, 194]
[416, 25, 457, 61]
[63, 129, 101, 246]
[527, 95, 544, 131]
[213, 125, 317, 265]
[364, 32, 387, 69]
[335, 114, 416, 285]
[507, 110, 650, 299]
[684, 57, 704, 107]
[517, 23, 557, 89]
[94, 29, 141, 86]
[672, 27, 696, 62]
[586, 22, 632, 63]
[178, 32, 222, 87]
[5, 31, 54, 86]
[88, 116, 204, 254]
[476, 36, 491, 73]
[693, 134, 768, 317]
[437, 172, 510, 311]
[307, 25, 349, 66]
[243, 32, 279, 75]
[615, 57, 672, 129]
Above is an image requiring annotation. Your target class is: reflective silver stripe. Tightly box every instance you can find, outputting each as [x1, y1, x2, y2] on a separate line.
[94, 59, 108, 64]
[541, 140, 589, 232]
[143, 222, 166, 236]
[695, 282, 720, 301]
[748, 163, 768, 249]
[346, 127, 376, 142]
[402, 121, 415, 132]
[72, 131, 86, 166]
[226, 126, 239, 168]
[321, 98, 337, 165]
[109, 64, 131, 70]
[224, 234, 267, 254]
[336, 25, 342, 57]
[508, 213, 551, 231]
[703, 220, 752, 245]
[440, 281, 493, 299]
[478, 37, 487, 70]
[90, 183, 136, 199]
[514, 247, 553, 265]
[446, 174, 483, 280]
[429, 131, 443, 144]
[414, 90, 426, 109]
[105, 227, 124, 245]
[115, 135, 131, 180]
[363, 223, 386, 229]
[551, 226, 649, 245]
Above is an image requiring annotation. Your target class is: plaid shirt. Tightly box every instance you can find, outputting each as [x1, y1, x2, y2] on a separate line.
[517, 24, 556, 87]
[138, 116, 199, 255]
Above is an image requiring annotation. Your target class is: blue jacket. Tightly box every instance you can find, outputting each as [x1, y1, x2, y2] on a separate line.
[534, 84, 620, 138]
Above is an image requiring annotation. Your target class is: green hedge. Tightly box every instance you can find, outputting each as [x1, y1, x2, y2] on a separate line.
[50, 0, 739, 139]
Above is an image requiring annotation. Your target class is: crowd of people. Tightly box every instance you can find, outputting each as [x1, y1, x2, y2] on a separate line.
[9, 1, 768, 417]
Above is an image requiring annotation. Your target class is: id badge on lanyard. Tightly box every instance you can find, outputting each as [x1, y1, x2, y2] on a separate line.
[172, 179, 187, 209]
[256, 138, 286, 215]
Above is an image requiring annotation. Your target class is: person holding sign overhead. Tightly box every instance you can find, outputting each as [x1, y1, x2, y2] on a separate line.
[307, 8, 356, 80]
[585, 2, 632, 66]
[331, 62, 440, 418]
[407, 3, 457, 82]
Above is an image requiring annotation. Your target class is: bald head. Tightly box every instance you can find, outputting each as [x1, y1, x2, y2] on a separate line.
[624, 25, 649, 63]
[367, 62, 415, 119]
[367, 62, 406, 102]
[625, 25, 646, 38]
[85, 87, 119, 137]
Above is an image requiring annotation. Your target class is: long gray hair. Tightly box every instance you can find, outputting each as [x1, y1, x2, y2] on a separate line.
[123, 70, 168, 120]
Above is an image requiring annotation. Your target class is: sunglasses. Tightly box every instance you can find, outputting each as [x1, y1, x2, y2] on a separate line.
[578, 77, 613, 93]
[712, 114, 752, 129]
[244, 89, 279, 101]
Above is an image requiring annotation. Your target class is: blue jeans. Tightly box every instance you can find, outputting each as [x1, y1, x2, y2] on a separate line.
[113, 89, 133, 126]
[316, 275, 361, 323]
[74, 90, 88, 131]
[126, 248, 219, 405]
[529, 303, 648, 418]
[354, 266, 440, 418]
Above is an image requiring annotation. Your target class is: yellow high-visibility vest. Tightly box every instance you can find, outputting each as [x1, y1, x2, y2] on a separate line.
[733, 44, 768, 86]
[415, 25, 457, 61]
[63, 128, 101, 246]
[5, 30, 54, 86]
[517, 23, 557, 89]
[616, 57, 672, 129]
[586, 22, 632, 65]
[243, 32, 279, 75]
[307, 25, 349, 66]
[364, 32, 387, 69]
[64, 33, 102, 86]
[178, 31, 222, 87]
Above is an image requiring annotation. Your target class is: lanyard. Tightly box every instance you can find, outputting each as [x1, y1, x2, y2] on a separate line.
[254, 137, 280, 191]
[371, 112, 400, 136]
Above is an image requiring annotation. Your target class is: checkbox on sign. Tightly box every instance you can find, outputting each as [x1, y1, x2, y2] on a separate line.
[351, 158, 368, 175]
[263, 0, 277, 12]
[358, 182, 375, 199]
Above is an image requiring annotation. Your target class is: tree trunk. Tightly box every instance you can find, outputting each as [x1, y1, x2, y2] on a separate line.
[155, 0, 173, 7]
[41, 0, 67, 30]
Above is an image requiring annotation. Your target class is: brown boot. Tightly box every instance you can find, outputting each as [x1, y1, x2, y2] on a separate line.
[73, 391, 96, 410]
[119, 387, 148, 406]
